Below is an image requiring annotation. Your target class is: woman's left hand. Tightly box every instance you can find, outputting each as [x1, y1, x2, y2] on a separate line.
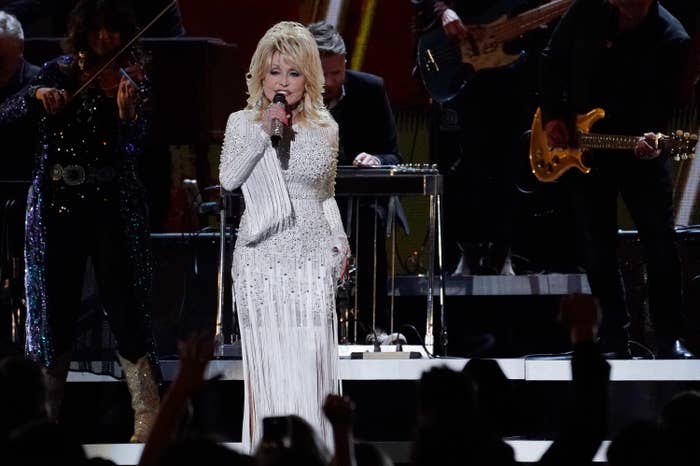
[339, 253, 349, 282]
[117, 75, 138, 121]
[332, 239, 350, 282]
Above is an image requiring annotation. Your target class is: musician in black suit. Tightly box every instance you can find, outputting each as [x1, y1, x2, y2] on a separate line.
[308, 21, 406, 344]
[540, 0, 695, 359]
[411, 0, 562, 276]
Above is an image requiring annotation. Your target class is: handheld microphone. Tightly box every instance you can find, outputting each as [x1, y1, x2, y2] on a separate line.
[270, 93, 287, 148]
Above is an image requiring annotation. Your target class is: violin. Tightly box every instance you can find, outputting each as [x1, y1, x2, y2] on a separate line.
[78, 48, 145, 98]
[35, 1, 176, 115]
[72, 0, 177, 100]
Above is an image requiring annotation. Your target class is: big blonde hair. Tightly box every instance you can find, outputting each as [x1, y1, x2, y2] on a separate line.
[246, 21, 329, 126]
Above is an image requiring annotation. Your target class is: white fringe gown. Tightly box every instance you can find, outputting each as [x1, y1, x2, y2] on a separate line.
[219, 109, 346, 452]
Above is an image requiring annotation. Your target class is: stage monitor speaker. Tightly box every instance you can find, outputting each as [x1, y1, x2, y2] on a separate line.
[618, 230, 700, 352]
[150, 232, 230, 358]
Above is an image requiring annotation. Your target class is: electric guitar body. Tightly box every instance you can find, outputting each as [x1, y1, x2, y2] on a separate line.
[529, 107, 698, 182]
[416, 0, 572, 103]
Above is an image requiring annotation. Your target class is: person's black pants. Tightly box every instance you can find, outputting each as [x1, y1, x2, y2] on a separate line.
[567, 152, 684, 341]
[43, 190, 153, 362]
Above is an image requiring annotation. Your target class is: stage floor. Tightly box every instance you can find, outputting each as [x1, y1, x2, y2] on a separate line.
[66, 347, 700, 383]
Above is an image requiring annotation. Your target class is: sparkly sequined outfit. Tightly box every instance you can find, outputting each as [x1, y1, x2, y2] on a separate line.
[219, 109, 347, 452]
[0, 55, 158, 371]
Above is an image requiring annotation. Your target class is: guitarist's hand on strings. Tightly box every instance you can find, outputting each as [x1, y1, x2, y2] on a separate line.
[544, 119, 570, 148]
[634, 132, 662, 160]
[435, 1, 471, 41]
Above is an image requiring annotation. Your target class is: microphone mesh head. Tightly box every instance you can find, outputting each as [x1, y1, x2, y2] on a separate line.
[273, 93, 287, 104]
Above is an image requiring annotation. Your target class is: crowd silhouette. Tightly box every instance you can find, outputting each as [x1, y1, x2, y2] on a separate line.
[2, 294, 699, 465]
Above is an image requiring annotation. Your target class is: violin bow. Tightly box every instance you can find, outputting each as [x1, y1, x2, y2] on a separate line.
[72, 0, 178, 98]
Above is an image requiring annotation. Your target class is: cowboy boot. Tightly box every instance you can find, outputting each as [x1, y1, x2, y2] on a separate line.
[43, 351, 72, 423]
[117, 353, 160, 443]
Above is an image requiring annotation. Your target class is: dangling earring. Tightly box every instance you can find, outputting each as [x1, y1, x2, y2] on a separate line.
[78, 50, 87, 71]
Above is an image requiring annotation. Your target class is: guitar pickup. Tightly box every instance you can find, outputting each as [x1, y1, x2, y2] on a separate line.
[424, 49, 439, 72]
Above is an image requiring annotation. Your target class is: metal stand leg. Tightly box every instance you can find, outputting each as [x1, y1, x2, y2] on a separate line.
[437, 194, 448, 356]
[352, 199, 360, 343]
[389, 204, 396, 335]
[424, 194, 436, 349]
[214, 199, 227, 357]
[371, 198, 378, 334]
[214, 190, 238, 358]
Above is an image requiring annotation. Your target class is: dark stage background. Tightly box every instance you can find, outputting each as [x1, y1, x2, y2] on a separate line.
[2, 0, 699, 358]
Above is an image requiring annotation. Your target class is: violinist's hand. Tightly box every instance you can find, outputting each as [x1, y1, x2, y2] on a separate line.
[352, 152, 381, 167]
[123, 63, 145, 83]
[35, 87, 69, 114]
[262, 100, 289, 136]
[634, 132, 662, 160]
[117, 76, 138, 121]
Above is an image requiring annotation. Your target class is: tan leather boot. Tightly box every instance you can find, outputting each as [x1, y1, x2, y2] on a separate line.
[117, 353, 160, 443]
[43, 351, 72, 423]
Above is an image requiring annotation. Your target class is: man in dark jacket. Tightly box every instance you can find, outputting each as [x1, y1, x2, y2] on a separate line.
[411, 0, 565, 276]
[540, 0, 695, 359]
[0, 11, 38, 101]
[308, 21, 405, 344]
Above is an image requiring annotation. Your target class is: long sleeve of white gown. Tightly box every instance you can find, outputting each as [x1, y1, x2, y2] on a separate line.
[219, 111, 271, 191]
[323, 155, 350, 258]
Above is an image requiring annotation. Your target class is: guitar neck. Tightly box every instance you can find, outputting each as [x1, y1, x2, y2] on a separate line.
[496, 0, 574, 42]
[579, 133, 640, 151]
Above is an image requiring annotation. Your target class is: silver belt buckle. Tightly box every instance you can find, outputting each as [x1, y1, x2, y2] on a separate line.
[50, 164, 64, 181]
[62, 164, 86, 186]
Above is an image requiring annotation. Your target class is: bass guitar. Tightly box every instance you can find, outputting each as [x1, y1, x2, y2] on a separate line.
[529, 107, 698, 182]
[416, 0, 573, 103]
